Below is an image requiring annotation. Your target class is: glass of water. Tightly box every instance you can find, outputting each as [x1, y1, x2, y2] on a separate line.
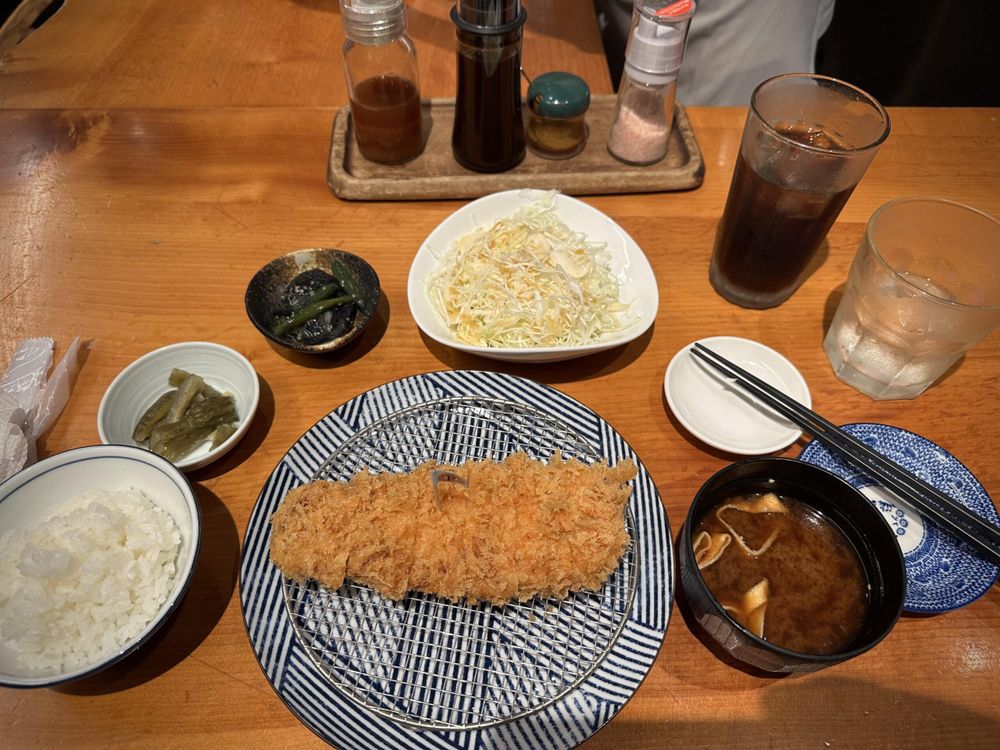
[824, 197, 1000, 400]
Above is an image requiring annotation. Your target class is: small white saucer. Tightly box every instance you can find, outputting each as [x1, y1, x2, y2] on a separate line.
[664, 336, 811, 455]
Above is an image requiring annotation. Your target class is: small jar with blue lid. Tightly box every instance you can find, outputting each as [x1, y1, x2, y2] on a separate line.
[525, 71, 590, 160]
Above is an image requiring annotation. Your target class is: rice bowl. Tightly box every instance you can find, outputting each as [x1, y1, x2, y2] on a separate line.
[0, 445, 200, 688]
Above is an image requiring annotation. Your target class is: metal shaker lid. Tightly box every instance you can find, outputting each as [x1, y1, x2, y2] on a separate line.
[340, 0, 406, 43]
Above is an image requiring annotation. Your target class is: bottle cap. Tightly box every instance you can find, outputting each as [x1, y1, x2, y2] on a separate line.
[451, 2, 527, 35]
[340, 0, 406, 43]
[528, 72, 590, 118]
[653, 0, 695, 18]
[455, 0, 521, 28]
[624, 0, 695, 85]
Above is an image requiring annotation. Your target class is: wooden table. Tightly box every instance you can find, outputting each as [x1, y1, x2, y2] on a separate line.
[1, 2, 999, 748]
[0, 0, 612, 105]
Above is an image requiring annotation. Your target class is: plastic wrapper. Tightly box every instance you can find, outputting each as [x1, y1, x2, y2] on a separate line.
[0, 337, 85, 482]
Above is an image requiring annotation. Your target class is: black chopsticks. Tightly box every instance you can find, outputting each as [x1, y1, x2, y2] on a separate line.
[690, 342, 1000, 569]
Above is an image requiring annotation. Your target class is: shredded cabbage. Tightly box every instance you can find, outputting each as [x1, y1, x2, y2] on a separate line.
[426, 193, 631, 348]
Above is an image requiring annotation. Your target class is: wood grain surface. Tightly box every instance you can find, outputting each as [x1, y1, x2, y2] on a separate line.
[0, 0, 613, 104]
[1, 2, 999, 749]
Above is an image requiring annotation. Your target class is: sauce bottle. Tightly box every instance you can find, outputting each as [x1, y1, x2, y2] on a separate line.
[451, 0, 527, 172]
[340, 0, 425, 165]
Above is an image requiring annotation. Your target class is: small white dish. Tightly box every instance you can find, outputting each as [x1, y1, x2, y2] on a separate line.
[98, 341, 260, 471]
[407, 189, 658, 363]
[0, 444, 200, 688]
[664, 336, 811, 455]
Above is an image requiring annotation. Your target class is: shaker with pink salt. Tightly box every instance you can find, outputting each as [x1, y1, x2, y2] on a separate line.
[608, 0, 695, 166]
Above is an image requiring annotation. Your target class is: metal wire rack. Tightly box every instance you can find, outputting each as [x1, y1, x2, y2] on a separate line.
[281, 397, 639, 731]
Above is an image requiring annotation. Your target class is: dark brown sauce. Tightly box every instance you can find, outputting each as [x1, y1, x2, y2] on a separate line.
[709, 122, 855, 308]
[694, 493, 868, 655]
[349, 75, 423, 165]
[451, 32, 525, 172]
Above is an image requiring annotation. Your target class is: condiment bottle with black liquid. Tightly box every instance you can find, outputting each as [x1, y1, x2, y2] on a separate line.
[451, 0, 527, 172]
[340, 0, 425, 165]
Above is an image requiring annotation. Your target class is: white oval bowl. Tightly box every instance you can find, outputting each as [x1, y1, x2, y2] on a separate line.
[0, 444, 200, 688]
[664, 336, 812, 455]
[98, 341, 260, 471]
[407, 189, 659, 363]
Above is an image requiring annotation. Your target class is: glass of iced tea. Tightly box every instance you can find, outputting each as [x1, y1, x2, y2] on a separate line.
[824, 197, 1000, 400]
[710, 74, 890, 309]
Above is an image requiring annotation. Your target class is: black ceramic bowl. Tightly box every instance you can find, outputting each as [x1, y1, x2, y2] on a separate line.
[678, 457, 906, 673]
[245, 248, 380, 354]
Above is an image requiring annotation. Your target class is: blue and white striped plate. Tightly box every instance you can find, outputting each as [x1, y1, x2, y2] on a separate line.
[239, 370, 672, 749]
[799, 422, 999, 613]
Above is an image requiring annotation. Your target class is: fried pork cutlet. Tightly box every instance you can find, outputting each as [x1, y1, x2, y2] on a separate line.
[269, 451, 637, 605]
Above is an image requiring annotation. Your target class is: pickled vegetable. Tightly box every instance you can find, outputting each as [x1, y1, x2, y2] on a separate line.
[149, 395, 237, 454]
[210, 422, 237, 449]
[132, 390, 176, 442]
[132, 369, 240, 464]
[168, 368, 223, 397]
[272, 294, 352, 337]
[330, 259, 367, 307]
[158, 425, 218, 464]
[269, 268, 359, 344]
[165, 373, 204, 423]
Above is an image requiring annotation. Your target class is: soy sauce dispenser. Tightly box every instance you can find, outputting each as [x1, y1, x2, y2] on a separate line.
[451, 0, 527, 172]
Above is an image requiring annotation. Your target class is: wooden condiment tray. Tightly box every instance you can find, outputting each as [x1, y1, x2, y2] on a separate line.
[327, 95, 704, 201]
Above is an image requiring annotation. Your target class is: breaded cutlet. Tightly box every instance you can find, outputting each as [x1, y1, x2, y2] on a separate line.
[269, 451, 636, 605]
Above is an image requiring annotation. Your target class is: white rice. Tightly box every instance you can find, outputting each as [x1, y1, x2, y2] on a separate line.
[0, 486, 181, 672]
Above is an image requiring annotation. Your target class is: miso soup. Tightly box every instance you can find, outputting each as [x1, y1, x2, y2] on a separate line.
[693, 491, 868, 655]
